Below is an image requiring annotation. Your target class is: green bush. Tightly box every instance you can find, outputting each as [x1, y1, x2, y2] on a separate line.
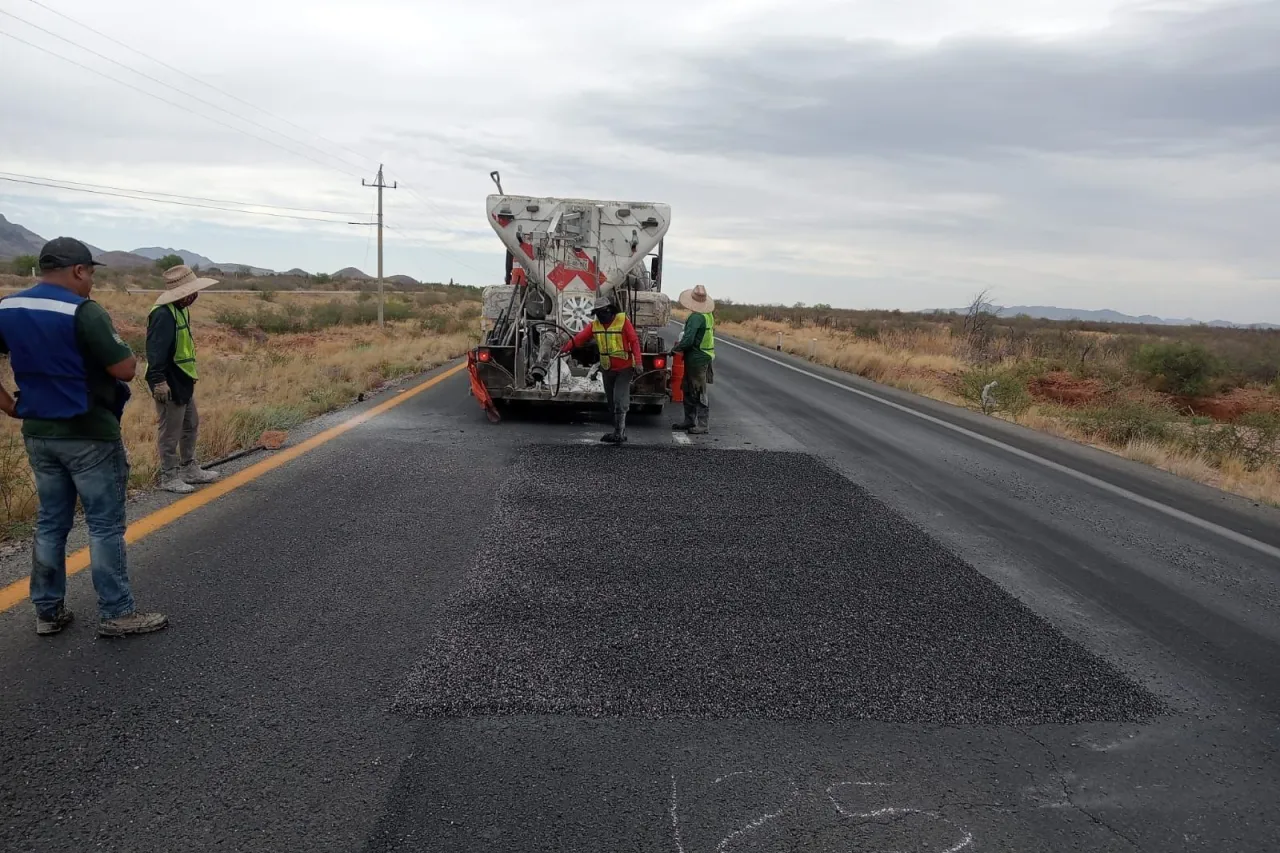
[252, 307, 305, 334]
[1132, 341, 1219, 397]
[1070, 400, 1175, 445]
[307, 301, 345, 329]
[9, 254, 37, 275]
[1182, 412, 1280, 471]
[959, 367, 1032, 418]
[214, 308, 251, 333]
[155, 254, 184, 271]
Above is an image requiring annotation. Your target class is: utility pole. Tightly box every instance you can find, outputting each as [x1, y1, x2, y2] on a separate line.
[363, 164, 396, 327]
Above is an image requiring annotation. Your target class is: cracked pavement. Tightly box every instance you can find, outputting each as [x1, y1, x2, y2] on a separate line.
[2, 337, 1279, 852]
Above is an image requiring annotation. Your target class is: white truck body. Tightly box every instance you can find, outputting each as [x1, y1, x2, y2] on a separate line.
[468, 185, 675, 420]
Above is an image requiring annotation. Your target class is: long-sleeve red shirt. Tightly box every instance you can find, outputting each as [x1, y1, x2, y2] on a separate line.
[562, 315, 644, 371]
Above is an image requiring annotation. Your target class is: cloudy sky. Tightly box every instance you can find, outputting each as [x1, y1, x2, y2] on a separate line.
[2, 0, 1278, 322]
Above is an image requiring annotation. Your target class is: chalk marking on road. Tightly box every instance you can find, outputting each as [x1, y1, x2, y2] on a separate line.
[0, 362, 467, 614]
[827, 783, 975, 853]
[673, 432, 692, 446]
[715, 779, 800, 853]
[721, 338, 1280, 561]
[670, 775, 687, 853]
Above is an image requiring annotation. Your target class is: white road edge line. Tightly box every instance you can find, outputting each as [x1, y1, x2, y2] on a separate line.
[721, 337, 1280, 561]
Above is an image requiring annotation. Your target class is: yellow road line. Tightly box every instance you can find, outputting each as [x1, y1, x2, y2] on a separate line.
[0, 362, 466, 614]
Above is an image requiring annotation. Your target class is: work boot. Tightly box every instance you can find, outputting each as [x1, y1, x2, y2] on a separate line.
[36, 604, 74, 636]
[181, 462, 222, 485]
[159, 475, 195, 494]
[689, 417, 709, 435]
[98, 611, 169, 637]
[671, 421, 694, 431]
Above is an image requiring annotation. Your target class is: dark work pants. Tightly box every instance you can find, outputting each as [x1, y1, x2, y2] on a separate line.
[682, 361, 710, 426]
[602, 368, 633, 416]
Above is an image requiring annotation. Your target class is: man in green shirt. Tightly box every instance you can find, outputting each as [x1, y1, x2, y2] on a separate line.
[672, 285, 716, 434]
[0, 237, 168, 638]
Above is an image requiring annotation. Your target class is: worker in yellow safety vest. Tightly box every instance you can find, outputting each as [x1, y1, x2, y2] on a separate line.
[146, 265, 222, 493]
[672, 285, 716, 434]
[561, 296, 645, 443]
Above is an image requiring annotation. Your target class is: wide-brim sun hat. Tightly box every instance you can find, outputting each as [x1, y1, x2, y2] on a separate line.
[154, 264, 219, 306]
[678, 284, 714, 313]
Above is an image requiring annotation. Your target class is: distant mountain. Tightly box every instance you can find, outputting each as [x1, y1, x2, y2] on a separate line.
[132, 246, 273, 276]
[387, 274, 419, 286]
[933, 304, 1280, 330]
[333, 267, 372, 280]
[94, 250, 156, 269]
[283, 267, 310, 276]
[133, 247, 216, 269]
[0, 214, 46, 258]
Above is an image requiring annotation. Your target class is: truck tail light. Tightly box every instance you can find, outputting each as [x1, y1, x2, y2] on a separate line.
[651, 356, 666, 369]
[477, 348, 492, 362]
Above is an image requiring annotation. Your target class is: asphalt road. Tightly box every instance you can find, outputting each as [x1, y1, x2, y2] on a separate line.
[1, 330, 1278, 853]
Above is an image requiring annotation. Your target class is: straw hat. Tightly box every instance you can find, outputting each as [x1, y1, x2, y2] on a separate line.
[678, 284, 714, 313]
[154, 264, 219, 306]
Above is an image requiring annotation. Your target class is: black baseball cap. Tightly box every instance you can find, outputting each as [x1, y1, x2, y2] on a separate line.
[38, 237, 103, 271]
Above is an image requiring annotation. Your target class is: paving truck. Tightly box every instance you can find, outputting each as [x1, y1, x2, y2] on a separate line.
[466, 171, 674, 422]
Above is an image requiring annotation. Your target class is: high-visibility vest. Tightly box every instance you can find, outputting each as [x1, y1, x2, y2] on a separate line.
[698, 312, 715, 360]
[0, 283, 92, 420]
[592, 312, 636, 369]
[151, 303, 197, 379]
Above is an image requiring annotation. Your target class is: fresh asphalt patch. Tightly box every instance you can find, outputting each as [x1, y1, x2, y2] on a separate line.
[394, 447, 1164, 724]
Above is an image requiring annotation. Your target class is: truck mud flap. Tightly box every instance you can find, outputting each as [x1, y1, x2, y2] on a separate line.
[467, 351, 502, 423]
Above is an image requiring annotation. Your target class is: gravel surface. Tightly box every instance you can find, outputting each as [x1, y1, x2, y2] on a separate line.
[395, 446, 1165, 724]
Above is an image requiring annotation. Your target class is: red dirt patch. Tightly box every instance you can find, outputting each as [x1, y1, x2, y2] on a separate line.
[1028, 372, 1105, 407]
[1173, 388, 1280, 422]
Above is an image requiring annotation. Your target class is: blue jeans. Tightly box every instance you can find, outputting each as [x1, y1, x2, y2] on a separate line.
[24, 437, 136, 620]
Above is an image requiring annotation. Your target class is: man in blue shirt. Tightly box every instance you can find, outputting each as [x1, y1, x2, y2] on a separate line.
[0, 237, 168, 637]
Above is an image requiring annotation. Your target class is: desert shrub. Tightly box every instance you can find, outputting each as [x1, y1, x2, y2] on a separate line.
[959, 367, 1032, 418]
[0, 432, 37, 539]
[252, 308, 305, 334]
[1070, 399, 1175, 445]
[214, 308, 251, 333]
[1182, 411, 1280, 471]
[9, 254, 37, 275]
[1132, 341, 1219, 396]
[308, 301, 345, 329]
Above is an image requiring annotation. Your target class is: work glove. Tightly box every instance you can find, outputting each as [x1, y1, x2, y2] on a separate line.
[151, 382, 172, 405]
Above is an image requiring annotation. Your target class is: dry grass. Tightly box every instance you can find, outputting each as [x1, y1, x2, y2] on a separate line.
[720, 319, 968, 405]
[705, 315, 1280, 508]
[1, 291, 479, 541]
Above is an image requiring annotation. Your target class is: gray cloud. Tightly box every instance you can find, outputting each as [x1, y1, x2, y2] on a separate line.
[591, 1, 1280, 160]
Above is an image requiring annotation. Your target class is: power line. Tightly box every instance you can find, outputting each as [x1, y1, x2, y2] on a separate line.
[385, 176, 492, 276]
[385, 224, 491, 277]
[0, 28, 365, 181]
[0, 9, 366, 179]
[0, 175, 357, 223]
[20, 0, 376, 175]
[0, 171, 365, 216]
